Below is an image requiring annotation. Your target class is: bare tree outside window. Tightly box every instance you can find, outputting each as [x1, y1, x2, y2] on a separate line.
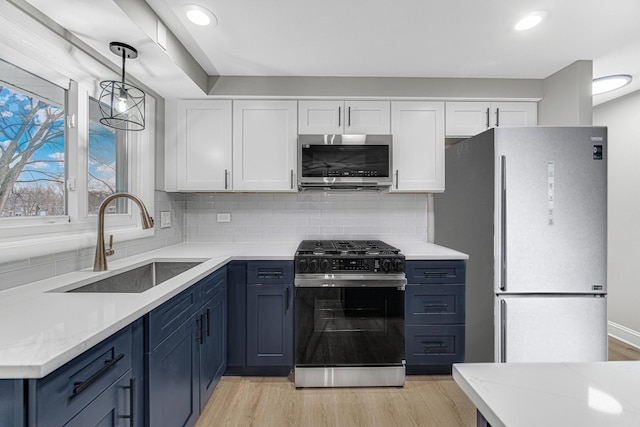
[0, 85, 65, 217]
[88, 97, 127, 215]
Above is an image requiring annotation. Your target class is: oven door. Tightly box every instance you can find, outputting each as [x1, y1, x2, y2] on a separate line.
[295, 285, 405, 368]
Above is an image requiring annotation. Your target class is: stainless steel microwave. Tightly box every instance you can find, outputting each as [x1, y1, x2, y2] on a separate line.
[297, 134, 393, 190]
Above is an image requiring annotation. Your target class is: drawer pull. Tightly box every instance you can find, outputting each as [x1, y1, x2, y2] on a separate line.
[257, 271, 284, 279]
[424, 303, 449, 311]
[423, 270, 454, 277]
[422, 342, 447, 354]
[72, 353, 125, 397]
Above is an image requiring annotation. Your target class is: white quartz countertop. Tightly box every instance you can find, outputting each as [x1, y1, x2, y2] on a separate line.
[0, 241, 466, 379]
[453, 362, 640, 427]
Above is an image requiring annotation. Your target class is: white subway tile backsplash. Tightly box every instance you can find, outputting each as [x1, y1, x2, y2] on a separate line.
[183, 192, 428, 244]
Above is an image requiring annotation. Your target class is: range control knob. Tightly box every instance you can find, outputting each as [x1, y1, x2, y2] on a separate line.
[296, 258, 308, 273]
[392, 258, 404, 272]
[381, 258, 392, 272]
[320, 258, 331, 273]
[308, 258, 319, 273]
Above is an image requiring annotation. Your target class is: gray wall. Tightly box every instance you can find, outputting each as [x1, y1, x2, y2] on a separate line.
[594, 90, 640, 345]
[539, 60, 593, 125]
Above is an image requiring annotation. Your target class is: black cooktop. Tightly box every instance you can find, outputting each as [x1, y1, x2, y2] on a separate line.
[295, 240, 404, 274]
[295, 240, 401, 256]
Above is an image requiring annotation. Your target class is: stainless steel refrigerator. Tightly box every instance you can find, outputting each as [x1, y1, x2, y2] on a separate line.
[434, 126, 608, 363]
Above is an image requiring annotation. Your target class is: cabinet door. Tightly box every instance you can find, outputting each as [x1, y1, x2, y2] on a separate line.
[391, 101, 445, 192]
[445, 101, 491, 137]
[148, 314, 199, 427]
[491, 102, 537, 128]
[199, 288, 227, 412]
[246, 283, 293, 367]
[298, 100, 343, 134]
[345, 100, 391, 134]
[64, 371, 133, 427]
[233, 100, 297, 192]
[176, 100, 232, 191]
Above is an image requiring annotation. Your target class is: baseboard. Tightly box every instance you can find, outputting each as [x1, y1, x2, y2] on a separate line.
[608, 321, 640, 350]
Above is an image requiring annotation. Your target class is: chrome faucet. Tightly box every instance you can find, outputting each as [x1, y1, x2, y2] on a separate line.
[93, 192, 154, 271]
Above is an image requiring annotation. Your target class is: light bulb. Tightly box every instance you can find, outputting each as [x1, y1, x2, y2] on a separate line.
[116, 97, 128, 113]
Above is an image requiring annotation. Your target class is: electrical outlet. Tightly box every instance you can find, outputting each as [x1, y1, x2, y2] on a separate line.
[217, 213, 231, 223]
[160, 211, 171, 228]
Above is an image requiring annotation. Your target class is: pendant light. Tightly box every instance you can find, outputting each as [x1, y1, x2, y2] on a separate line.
[99, 42, 145, 131]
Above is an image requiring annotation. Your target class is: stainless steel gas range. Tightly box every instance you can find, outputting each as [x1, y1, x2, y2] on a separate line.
[294, 240, 406, 388]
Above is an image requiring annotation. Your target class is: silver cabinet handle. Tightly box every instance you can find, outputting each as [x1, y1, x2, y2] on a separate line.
[290, 169, 294, 190]
[348, 106, 351, 127]
[500, 156, 507, 291]
[395, 170, 399, 190]
[338, 106, 341, 127]
[496, 107, 500, 127]
[500, 299, 507, 363]
[486, 107, 490, 128]
[224, 169, 229, 190]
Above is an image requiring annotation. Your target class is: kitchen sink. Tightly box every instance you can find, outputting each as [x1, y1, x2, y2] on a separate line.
[64, 261, 203, 293]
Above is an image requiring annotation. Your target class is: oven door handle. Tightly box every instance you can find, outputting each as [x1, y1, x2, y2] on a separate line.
[295, 275, 406, 289]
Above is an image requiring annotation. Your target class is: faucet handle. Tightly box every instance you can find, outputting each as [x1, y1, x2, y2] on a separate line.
[106, 234, 115, 257]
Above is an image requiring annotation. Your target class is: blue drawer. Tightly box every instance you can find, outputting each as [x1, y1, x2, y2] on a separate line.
[405, 284, 465, 325]
[247, 261, 293, 285]
[405, 325, 465, 366]
[406, 260, 466, 284]
[148, 285, 200, 351]
[35, 325, 132, 427]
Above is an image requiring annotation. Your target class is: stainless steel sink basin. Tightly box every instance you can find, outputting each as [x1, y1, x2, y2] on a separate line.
[65, 261, 203, 293]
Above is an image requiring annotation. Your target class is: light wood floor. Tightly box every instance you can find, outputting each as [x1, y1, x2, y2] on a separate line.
[196, 337, 639, 427]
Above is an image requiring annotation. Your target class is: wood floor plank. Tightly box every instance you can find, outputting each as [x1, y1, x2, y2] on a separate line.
[198, 336, 640, 427]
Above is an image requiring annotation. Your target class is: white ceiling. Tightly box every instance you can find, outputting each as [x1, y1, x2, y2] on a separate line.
[23, 0, 640, 105]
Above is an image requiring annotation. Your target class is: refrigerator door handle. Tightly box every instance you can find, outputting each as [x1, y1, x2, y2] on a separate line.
[500, 155, 507, 291]
[500, 299, 507, 363]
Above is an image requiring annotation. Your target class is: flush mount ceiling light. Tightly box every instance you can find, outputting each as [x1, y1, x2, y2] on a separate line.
[99, 42, 145, 131]
[592, 74, 632, 95]
[514, 11, 548, 31]
[184, 4, 217, 26]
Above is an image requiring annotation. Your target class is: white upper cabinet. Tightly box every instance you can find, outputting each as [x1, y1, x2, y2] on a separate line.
[390, 101, 445, 192]
[175, 100, 232, 191]
[298, 100, 390, 134]
[233, 100, 298, 192]
[445, 101, 537, 137]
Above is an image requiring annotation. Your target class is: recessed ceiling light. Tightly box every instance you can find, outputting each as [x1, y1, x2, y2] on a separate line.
[514, 11, 548, 31]
[183, 5, 217, 27]
[592, 75, 632, 95]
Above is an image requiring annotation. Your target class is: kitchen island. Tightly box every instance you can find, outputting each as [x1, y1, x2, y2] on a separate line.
[453, 361, 640, 426]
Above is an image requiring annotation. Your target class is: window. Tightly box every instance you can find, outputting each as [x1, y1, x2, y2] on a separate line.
[88, 97, 128, 215]
[0, 59, 67, 218]
[0, 58, 155, 262]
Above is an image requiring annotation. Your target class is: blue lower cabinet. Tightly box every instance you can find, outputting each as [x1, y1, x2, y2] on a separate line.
[148, 312, 200, 427]
[32, 325, 135, 427]
[246, 283, 293, 367]
[146, 267, 228, 427]
[64, 371, 134, 427]
[199, 285, 227, 411]
[225, 261, 294, 376]
[405, 260, 467, 375]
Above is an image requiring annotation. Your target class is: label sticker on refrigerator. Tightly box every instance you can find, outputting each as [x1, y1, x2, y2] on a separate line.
[547, 161, 555, 225]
